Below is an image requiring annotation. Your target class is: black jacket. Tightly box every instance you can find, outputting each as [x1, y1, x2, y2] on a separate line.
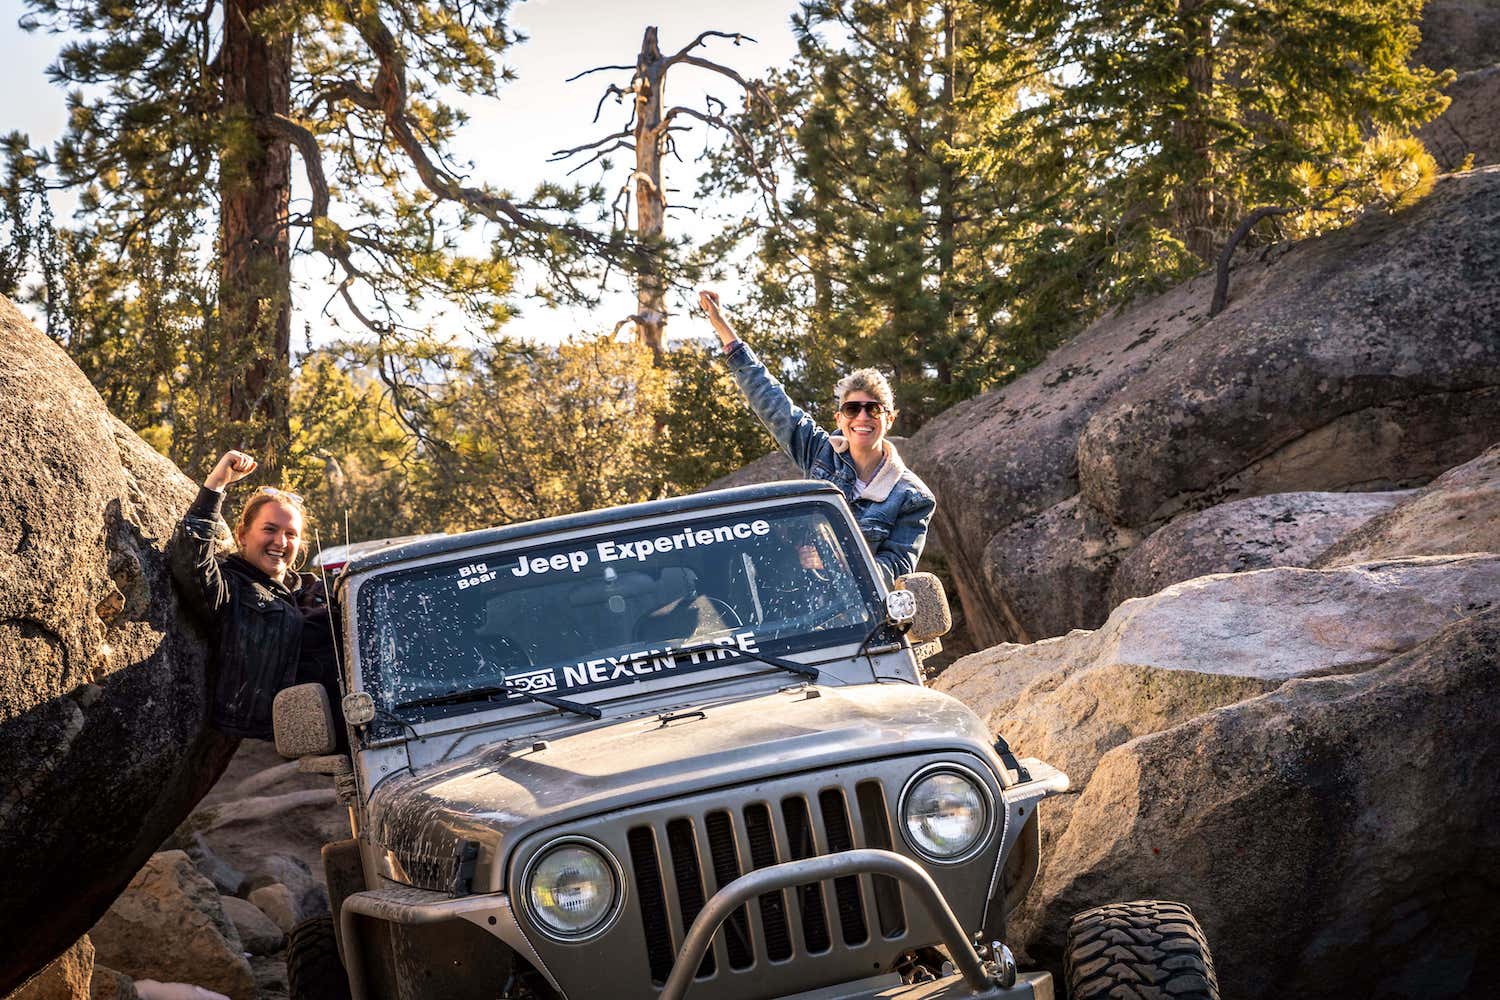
[169, 486, 308, 739]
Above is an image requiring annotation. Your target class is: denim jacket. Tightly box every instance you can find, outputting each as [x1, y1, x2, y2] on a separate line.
[724, 342, 936, 585]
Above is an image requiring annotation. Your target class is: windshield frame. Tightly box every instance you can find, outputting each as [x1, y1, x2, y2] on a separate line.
[343, 493, 891, 740]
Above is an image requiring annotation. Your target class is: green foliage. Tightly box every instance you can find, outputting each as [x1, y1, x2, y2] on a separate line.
[433, 335, 670, 525]
[697, 0, 1032, 431]
[962, 0, 1451, 347]
[285, 350, 419, 544]
[656, 341, 774, 489]
[2, 0, 1457, 545]
[701, 0, 1450, 413]
[13, 0, 615, 472]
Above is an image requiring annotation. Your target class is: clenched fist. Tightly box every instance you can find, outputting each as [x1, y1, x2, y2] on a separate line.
[204, 450, 258, 491]
[698, 289, 739, 348]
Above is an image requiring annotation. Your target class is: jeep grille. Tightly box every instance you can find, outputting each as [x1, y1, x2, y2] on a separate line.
[627, 781, 910, 985]
[509, 754, 1000, 1000]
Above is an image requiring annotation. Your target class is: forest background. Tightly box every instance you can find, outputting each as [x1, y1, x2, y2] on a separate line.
[0, 0, 1453, 549]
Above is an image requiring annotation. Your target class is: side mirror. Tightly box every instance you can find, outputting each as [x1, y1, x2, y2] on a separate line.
[273, 683, 337, 759]
[895, 572, 952, 643]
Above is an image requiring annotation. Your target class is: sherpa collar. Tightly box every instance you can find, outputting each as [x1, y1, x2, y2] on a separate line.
[830, 436, 907, 502]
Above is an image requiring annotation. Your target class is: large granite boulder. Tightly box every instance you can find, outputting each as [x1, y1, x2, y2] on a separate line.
[1107, 489, 1411, 606]
[937, 554, 1499, 866]
[1416, 0, 1500, 73]
[9, 938, 93, 1000]
[1017, 606, 1500, 999]
[88, 852, 253, 1000]
[0, 296, 237, 995]
[1419, 65, 1500, 171]
[1315, 442, 1500, 567]
[911, 167, 1500, 644]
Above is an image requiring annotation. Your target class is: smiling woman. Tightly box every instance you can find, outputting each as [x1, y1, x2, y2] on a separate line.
[168, 450, 346, 745]
[698, 290, 937, 585]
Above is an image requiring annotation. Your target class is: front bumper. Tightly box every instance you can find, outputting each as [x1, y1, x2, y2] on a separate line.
[782, 970, 1053, 999]
[336, 849, 1053, 1000]
[658, 849, 1046, 1000]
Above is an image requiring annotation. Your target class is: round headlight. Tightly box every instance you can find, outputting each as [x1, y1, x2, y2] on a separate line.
[526, 842, 619, 937]
[901, 768, 990, 862]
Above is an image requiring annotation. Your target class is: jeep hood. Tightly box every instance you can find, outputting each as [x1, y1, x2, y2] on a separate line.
[365, 683, 996, 893]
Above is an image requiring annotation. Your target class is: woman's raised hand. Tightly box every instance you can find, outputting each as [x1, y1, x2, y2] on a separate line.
[205, 450, 258, 491]
[698, 289, 738, 347]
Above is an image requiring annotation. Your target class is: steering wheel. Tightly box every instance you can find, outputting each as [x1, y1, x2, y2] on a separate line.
[703, 596, 745, 630]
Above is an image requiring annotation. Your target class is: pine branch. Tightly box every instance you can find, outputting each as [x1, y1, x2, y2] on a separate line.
[549, 129, 635, 162]
[665, 30, 756, 66]
[336, 0, 640, 274]
[591, 82, 636, 124]
[565, 63, 638, 83]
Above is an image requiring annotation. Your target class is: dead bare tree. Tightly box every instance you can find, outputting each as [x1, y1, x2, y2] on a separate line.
[554, 27, 772, 360]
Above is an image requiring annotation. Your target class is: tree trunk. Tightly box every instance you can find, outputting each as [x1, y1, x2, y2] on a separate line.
[220, 0, 293, 472]
[935, 3, 959, 392]
[633, 27, 667, 361]
[1172, 0, 1217, 263]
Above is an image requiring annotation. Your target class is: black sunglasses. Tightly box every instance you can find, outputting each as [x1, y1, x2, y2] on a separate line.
[839, 400, 888, 418]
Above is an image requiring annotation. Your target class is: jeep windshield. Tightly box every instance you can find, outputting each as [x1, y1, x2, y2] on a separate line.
[355, 502, 881, 725]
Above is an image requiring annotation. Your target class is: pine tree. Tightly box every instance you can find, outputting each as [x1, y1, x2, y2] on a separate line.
[697, 0, 1030, 430]
[13, 0, 628, 475]
[965, 0, 1451, 347]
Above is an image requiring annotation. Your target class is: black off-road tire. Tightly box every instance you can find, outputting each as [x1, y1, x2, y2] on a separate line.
[1064, 900, 1218, 1000]
[287, 914, 352, 1000]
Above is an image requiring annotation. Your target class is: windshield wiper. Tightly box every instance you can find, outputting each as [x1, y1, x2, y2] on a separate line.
[399, 680, 602, 719]
[713, 644, 819, 682]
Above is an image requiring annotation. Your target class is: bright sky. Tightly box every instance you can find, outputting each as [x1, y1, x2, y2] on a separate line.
[0, 0, 804, 345]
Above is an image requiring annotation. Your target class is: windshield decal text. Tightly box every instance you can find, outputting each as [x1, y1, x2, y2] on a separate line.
[508, 519, 771, 579]
[502, 631, 762, 697]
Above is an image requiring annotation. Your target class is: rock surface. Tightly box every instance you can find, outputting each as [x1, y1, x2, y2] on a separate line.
[1018, 607, 1500, 999]
[1416, 0, 1500, 73]
[86, 967, 138, 1000]
[0, 296, 238, 995]
[245, 886, 298, 936]
[1420, 65, 1500, 171]
[171, 739, 343, 892]
[217, 897, 284, 957]
[9, 937, 93, 1000]
[1315, 443, 1500, 568]
[910, 167, 1500, 644]
[1106, 490, 1410, 606]
[938, 555, 1499, 860]
[88, 852, 254, 1000]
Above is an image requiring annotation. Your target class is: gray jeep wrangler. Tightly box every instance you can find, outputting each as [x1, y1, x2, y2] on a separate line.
[274, 482, 1217, 1000]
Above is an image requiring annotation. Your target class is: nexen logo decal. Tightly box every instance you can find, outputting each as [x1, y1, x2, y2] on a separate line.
[503, 631, 762, 696]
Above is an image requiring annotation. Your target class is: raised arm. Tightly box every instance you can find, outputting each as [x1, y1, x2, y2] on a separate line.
[168, 451, 258, 620]
[699, 290, 831, 472]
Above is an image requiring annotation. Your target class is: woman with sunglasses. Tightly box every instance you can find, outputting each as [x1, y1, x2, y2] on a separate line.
[699, 290, 936, 584]
[170, 450, 345, 745]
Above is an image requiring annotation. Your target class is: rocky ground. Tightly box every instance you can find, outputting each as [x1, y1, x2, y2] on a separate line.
[935, 443, 1500, 996]
[906, 166, 1500, 649]
[12, 741, 345, 1000]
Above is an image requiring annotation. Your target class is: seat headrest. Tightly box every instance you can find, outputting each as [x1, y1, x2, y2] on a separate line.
[652, 567, 697, 607]
[568, 570, 656, 606]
